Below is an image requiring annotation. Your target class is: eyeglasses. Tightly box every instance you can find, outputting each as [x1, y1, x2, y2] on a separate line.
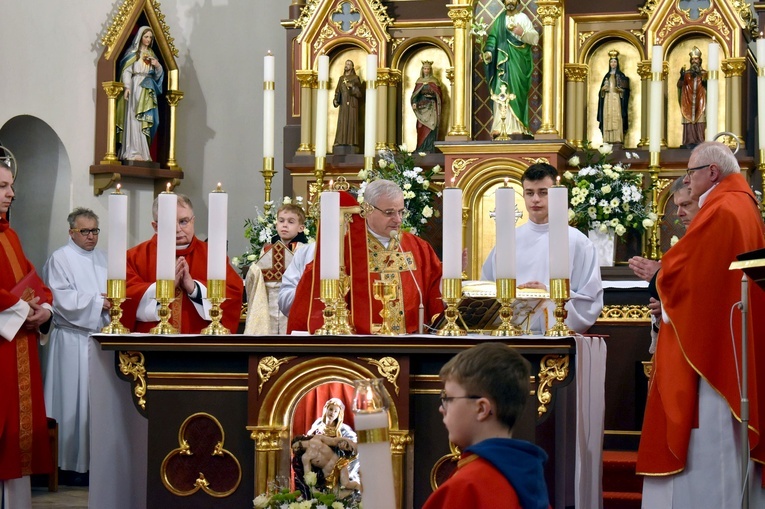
[70, 228, 100, 236]
[685, 164, 710, 177]
[370, 204, 410, 219]
[178, 216, 194, 228]
[439, 390, 480, 410]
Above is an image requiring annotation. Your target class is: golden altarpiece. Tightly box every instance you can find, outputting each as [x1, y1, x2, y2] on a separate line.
[89, 2, 765, 509]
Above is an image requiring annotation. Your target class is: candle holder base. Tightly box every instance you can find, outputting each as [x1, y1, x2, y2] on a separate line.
[101, 280, 129, 334]
[492, 278, 520, 336]
[373, 280, 399, 335]
[315, 279, 342, 335]
[544, 279, 574, 337]
[438, 278, 466, 336]
[150, 280, 178, 335]
[201, 280, 229, 335]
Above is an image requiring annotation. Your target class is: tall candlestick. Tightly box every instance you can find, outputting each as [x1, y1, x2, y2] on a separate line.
[442, 187, 462, 279]
[315, 55, 330, 158]
[263, 52, 275, 159]
[495, 185, 516, 279]
[364, 54, 378, 159]
[758, 36, 765, 149]
[548, 186, 569, 279]
[319, 191, 340, 280]
[706, 41, 720, 141]
[207, 183, 228, 281]
[649, 45, 663, 154]
[107, 185, 127, 280]
[156, 192, 177, 281]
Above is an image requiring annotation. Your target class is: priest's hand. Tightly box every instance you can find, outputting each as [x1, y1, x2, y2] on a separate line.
[628, 256, 661, 282]
[518, 281, 546, 290]
[175, 256, 195, 294]
[25, 297, 52, 329]
[101, 293, 112, 310]
[648, 297, 661, 318]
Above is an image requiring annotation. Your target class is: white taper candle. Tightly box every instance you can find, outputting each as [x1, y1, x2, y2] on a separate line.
[207, 184, 228, 281]
[107, 187, 127, 280]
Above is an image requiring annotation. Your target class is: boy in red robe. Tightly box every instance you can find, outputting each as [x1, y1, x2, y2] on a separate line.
[423, 343, 550, 509]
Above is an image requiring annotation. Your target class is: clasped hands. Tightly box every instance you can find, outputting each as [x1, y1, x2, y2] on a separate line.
[175, 256, 196, 295]
[25, 297, 51, 330]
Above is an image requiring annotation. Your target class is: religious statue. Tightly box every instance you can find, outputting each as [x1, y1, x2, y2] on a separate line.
[677, 46, 707, 149]
[116, 26, 164, 162]
[410, 61, 443, 153]
[307, 397, 357, 440]
[333, 60, 363, 150]
[483, 0, 539, 137]
[597, 50, 630, 145]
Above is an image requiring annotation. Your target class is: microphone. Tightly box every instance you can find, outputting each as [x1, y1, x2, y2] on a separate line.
[390, 230, 425, 334]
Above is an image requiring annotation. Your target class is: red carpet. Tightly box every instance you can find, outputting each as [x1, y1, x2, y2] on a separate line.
[602, 450, 642, 509]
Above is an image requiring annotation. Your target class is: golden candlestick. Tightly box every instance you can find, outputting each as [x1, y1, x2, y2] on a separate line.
[648, 152, 661, 260]
[544, 278, 574, 337]
[334, 271, 355, 335]
[201, 279, 229, 335]
[438, 278, 466, 336]
[150, 279, 178, 335]
[373, 280, 398, 335]
[315, 278, 342, 335]
[314, 156, 326, 187]
[101, 279, 129, 334]
[759, 149, 765, 220]
[261, 157, 276, 213]
[492, 278, 522, 337]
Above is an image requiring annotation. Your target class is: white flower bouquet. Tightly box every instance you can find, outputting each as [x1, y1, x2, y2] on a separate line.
[563, 142, 656, 236]
[253, 473, 360, 509]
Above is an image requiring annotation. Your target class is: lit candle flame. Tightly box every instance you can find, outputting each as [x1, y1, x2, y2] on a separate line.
[267, 50, 272, 56]
[217, 182, 222, 192]
[329, 179, 334, 190]
[166, 182, 171, 192]
[451, 177, 456, 186]
[556, 176, 561, 185]
[503, 177, 509, 187]
[116, 183, 121, 192]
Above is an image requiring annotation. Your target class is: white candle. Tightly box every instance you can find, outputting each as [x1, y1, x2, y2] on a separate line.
[107, 186, 127, 280]
[651, 45, 662, 73]
[319, 191, 340, 280]
[263, 52, 275, 159]
[315, 55, 329, 158]
[495, 185, 516, 279]
[156, 192, 177, 281]
[758, 37, 765, 149]
[364, 54, 378, 159]
[442, 187, 462, 279]
[649, 45, 663, 153]
[548, 186, 569, 280]
[207, 184, 228, 281]
[355, 409, 395, 509]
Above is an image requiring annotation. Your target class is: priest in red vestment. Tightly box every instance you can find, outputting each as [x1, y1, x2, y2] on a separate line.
[287, 180, 442, 334]
[0, 161, 53, 506]
[637, 142, 765, 505]
[121, 193, 243, 333]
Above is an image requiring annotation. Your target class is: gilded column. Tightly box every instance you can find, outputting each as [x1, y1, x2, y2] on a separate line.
[296, 70, 316, 153]
[445, 67, 455, 138]
[563, 64, 586, 146]
[100, 81, 124, 165]
[390, 431, 413, 509]
[388, 70, 402, 149]
[637, 61, 651, 147]
[722, 58, 746, 147]
[536, 0, 562, 136]
[250, 427, 287, 496]
[377, 69, 390, 151]
[165, 90, 184, 171]
[446, 4, 471, 139]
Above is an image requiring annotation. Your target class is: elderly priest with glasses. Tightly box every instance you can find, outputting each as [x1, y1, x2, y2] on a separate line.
[281, 179, 443, 334]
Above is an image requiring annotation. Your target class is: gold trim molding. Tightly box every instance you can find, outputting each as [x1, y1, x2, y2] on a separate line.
[722, 58, 746, 78]
[119, 351, 147, 410]
[598, 305, 651, 322]
[359, 356, 401, 395]
[537, 354, 569, 417]
[101, 0, 179, 57]
[451, 158, 478, 180]
[257, 356, 297, 394]
[564, 64, 588, 82]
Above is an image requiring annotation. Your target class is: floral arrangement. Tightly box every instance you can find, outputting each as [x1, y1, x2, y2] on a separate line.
[357, 147, 442, 236]
[563, 142, 656, 236]
[470, 17, 489, 51]
[232, 196, 315, 270]
[253, 473, 360, 509]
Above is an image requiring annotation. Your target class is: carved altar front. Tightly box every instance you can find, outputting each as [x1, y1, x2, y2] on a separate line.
[89, 334, 588, 509]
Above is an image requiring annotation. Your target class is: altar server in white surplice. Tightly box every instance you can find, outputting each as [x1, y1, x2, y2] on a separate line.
[43, 207, 109, 477]
[482, 163, 603, 333]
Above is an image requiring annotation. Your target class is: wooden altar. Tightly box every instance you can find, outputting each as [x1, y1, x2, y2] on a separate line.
[88, 334, 602, 509]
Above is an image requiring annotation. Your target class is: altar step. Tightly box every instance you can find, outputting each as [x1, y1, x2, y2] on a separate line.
[602, 450, 642, 509]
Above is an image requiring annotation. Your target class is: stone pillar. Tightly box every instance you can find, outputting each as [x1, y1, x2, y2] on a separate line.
[376, 68, 390, 150]
[100, 81, 124, 165]
[446, 4, 471, 139]
[296, 70, 316, 153]
[165, 90, 184, 171]
[536, 0, 562, 136]
[722, 57, 746, 147]
[388, 70, 402, 148]
[637, 61, 651, 148]
[563, 64, 587, 147]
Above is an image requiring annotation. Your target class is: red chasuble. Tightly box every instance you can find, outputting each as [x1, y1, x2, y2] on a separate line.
[637, 173, 765, 476]
[122, 235, 243, 333]
[287, 192, 442, 334]
[0, 217, 53, 479]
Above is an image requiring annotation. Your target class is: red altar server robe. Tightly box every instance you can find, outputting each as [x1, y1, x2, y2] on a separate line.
[637, 173, 765, 476]
[0, 217, 53, 479]
[122, 235, 243, 333]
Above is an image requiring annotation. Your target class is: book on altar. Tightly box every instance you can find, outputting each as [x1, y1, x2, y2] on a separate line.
[11, 269, 46, 302]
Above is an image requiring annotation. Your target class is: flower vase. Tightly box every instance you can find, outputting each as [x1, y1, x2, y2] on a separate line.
[588, 229, 616, 267]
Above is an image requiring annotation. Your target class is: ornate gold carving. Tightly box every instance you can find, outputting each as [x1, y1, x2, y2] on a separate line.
[704, 11, 730, 38]
[445, 68, 455, 84]
[101, 0, 178, 57]
[355, 22, 378, 51]
[250, 427, 287, 450]
[447, 8, 471, 29]
[389, 430, 413, 454]
[522, 157, 550, 165]
[257, 356, 297, 394]
[161, 413, 241, 497]
[722, 58, 746, 78]
[451, 158, 478, 180]
[295, 0, 320, 29]
[679, 3, 710, 20]
[642, 360, 653, 379]
[637, 61, 652, 80]
[537, 354, 569, 417]
[369, 0, 393, 35]
[733, 0, 758, 37]
[598, 305, 651, 322]
[537, 5, 561, 26]
[629, 29, 645, 43]
[119, 351, 147, 410]
[638, 0, 660, 17]
[439, 36, 455, 52]
[331, 2, 360, 33]
[314, 24, 338, 51]
[359, 356, 401, 395]
[391, 37, 405, 53]
[564, 64, 587, 82]
[296, 70, 317, 87]
[578, 31, 594, 48]
[656, 13, 685, 44]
